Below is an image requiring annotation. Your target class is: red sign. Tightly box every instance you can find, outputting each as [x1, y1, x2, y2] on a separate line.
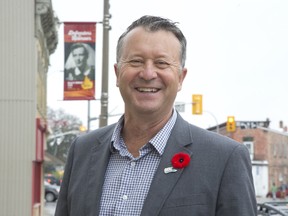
[63, 22, 96, 100]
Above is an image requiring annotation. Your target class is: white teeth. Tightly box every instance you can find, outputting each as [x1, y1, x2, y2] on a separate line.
[137, 88, 158, 92]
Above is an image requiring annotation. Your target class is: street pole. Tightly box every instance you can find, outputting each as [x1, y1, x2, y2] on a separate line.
[175, 102, 219, 133]
[99, 0, 111, 127]
[87, 100, 90, 131]
[204, 110, 219, 133]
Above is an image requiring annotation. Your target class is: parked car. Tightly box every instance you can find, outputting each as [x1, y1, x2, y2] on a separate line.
[44, 174, 62, 186]
[44, 181, 60, 202]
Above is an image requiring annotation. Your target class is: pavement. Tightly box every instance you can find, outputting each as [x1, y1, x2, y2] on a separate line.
[44, 202, 56, 216]
[257, 196, 288, 203]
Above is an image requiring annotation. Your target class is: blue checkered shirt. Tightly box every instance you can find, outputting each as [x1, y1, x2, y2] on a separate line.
[99, 111, 177, 216]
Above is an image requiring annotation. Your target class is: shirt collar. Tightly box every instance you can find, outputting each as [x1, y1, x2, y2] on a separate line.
[74, 65, 91, 76]
[110, 110, 177, 156]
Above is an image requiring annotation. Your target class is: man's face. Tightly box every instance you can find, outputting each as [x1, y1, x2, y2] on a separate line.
[114, 27, 187, 116]
[72, 47, 87, 68]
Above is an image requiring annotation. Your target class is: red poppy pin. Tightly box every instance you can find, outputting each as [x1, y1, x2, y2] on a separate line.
[164, 152, 191, 174]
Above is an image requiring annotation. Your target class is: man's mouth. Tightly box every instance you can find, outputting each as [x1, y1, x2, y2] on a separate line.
[136, 87, 159, 93]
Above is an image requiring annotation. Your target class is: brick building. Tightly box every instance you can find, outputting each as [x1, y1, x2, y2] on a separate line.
[208, 119, 288, 197]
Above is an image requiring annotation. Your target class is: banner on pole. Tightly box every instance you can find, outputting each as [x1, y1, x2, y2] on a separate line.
[63, 22, 96, 100]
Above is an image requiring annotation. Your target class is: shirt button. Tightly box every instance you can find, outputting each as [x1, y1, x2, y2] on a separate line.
[131, 161, 136, 167]
[122, 195, 128, 200]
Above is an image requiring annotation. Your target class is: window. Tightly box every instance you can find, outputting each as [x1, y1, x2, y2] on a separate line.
[243, 137, 254, 160]
[243, 141, 254, 160]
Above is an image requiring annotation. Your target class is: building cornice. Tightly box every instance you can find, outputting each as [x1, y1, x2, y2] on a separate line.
[35, 0, 58, 55]
[257, 126, 288, 137]
[36, 0, 50, 15]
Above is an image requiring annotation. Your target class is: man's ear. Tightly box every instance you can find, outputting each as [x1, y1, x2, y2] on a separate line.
[178, 68, 187, 91]
[114, 63, 119, 87]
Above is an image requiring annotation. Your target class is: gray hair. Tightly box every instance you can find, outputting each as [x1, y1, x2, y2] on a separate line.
[116, 15, 187, 67]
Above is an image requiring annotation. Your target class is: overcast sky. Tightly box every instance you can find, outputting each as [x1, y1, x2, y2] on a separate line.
[48, 0, 288, 131]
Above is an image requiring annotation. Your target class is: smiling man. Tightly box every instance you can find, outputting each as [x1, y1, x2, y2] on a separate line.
[55, 15, 257, 216]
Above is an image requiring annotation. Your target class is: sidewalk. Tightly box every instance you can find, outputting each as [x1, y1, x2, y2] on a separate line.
[257, 196, 288, 203]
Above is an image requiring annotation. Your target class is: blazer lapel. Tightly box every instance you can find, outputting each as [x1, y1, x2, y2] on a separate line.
[141, 115, 193, 216]
[85, 133, 112, 216]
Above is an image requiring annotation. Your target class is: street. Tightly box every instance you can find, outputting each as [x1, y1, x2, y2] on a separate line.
[45, 201, 56, 216]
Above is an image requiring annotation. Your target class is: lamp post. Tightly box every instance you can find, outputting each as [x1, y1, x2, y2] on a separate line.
[175, 102, 219, 133]
[99, 0, 111, 127]
[204, 110, 219, 133]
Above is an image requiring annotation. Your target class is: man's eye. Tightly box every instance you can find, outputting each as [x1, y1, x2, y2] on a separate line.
[128, 59, 143, 66]
[155, 61, 169, 69]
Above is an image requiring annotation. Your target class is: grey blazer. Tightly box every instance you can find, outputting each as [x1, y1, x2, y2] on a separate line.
[55, 113, 257, 216]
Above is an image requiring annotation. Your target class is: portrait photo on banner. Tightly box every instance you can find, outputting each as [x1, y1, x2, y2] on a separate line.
[64, 42, 95, 81]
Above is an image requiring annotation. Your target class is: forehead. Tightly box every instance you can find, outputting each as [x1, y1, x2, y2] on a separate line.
[121, 27, 181, 58]
[72, 46, 85, 54]
[124, 27, 179, 44]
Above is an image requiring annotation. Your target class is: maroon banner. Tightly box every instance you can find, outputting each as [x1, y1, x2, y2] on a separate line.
[63, 22, 96, 100]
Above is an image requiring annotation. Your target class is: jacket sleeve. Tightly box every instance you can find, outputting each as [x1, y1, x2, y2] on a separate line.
[54, 138, 77, 216]
[216, 144, 257, 216]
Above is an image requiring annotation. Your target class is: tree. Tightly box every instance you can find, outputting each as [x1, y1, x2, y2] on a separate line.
[46, 107, 84, 163]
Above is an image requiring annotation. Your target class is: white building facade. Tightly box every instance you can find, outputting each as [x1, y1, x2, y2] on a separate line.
[0, 0, 58, 215]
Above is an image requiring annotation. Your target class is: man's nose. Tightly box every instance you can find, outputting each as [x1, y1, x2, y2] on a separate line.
[139, 62, 157, 80]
